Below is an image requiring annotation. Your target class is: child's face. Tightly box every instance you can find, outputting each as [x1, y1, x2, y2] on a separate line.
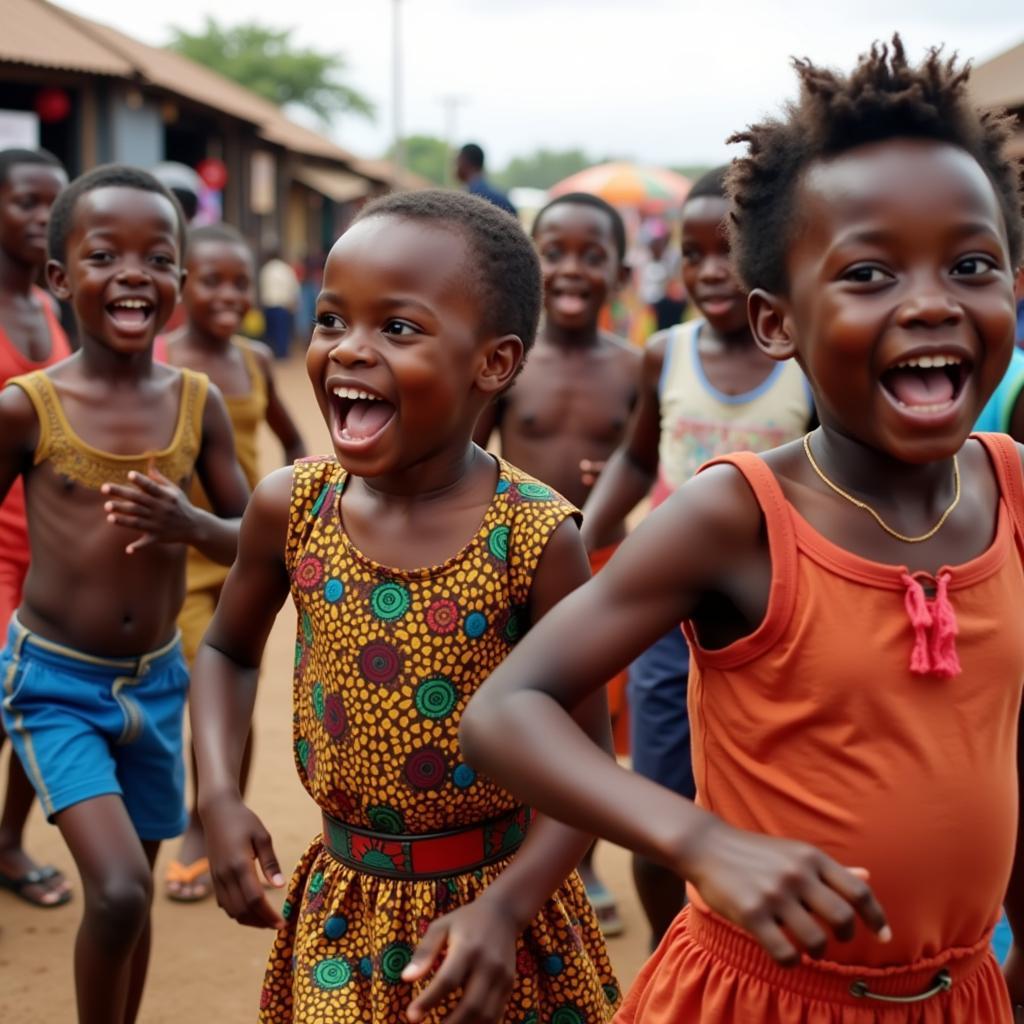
[184, 240, 253, 342]
[770, 139, 1017, 463]
[534, 203, 624, 332]
[49, 186, 182, 355]
[680, 197, 749, 335]
[307, 215, 514, 477]
[0, 163, 67, 267]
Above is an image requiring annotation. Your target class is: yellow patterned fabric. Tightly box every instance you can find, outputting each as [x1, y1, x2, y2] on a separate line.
[9, 368, 208, 490]
[184, 339, 268, 594]
[259, 456, 619, 1023]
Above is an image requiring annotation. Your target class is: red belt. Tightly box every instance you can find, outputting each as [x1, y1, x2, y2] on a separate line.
[321, 806, 532, 880]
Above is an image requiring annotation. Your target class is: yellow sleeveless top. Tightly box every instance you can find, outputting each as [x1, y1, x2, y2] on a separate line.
[185, 339, 267, 591]
[10, 367, 208, 490]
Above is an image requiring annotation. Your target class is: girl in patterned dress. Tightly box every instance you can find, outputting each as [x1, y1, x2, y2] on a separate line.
[190, 190, 619, 1024]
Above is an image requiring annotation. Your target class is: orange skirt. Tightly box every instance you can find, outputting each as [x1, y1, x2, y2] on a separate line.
[589, 544, 629, 755]
[615, 906, 1011, 1023]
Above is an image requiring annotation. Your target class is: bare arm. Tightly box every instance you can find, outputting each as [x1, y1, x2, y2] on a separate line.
[579, 332, 666, 551]
[0, 385, 39, 505]
[463, 467, 889, 965]
[191, 467, 293, 928]
[251, 341, 306, 464]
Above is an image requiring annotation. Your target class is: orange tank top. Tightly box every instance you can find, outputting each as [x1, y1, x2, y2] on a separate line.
[0, 291, 71, 567]
[683, 434, 1024, 966]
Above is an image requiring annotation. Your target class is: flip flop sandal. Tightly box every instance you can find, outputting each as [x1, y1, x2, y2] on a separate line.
[0, 865, 72, 908]
[164, 857, 212, 903]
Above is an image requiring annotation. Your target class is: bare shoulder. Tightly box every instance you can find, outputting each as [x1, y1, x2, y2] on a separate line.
[243, 465, 295, 547]
[599, 330, 641, 366]
[241, 338, 275, 371]
[639, 327, 673, 381]
[0, 381, 41, 437]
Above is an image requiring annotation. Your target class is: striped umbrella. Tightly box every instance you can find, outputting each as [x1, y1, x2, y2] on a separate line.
[549, 162, 691, 213]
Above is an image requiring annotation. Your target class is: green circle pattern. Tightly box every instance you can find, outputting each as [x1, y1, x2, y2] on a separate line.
[517, 482, 552, 500]
[604, 984, 620, 1005]
[488, 525, 510, 560]
[415, 677, 457, 720]
[312, 682, 325, 719]
[551, 1007, 584, 1024]
[371, 582, 411, 621]
[314, 957, 351, 990]
[380, 942, 413, 984]
[308, 871, 324, 895]
[367, 805, 405, 834]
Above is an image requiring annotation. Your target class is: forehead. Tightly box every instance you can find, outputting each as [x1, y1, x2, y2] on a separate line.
[71, 186, 179, 242]
[796, 139, 1006, 246]
[681, 195, 729, 237]
[4, 163, 67, 193]
[188, 238, 253, 270]
[535, 203, 617, 245]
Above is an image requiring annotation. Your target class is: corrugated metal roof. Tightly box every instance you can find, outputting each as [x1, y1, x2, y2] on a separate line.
[971, 39, 1024, 110]
[0, 0, 132, 76]
[295, 164, 374, 203]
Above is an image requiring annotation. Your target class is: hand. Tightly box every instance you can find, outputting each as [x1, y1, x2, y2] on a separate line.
[1004, 942, 1024, 1020]
[403, 898, 518, 1024]
[683, 818, 891, 966]
[580, 458, 606, 488]
[200, 791, 286, 929]
[101, 465, 196, 554]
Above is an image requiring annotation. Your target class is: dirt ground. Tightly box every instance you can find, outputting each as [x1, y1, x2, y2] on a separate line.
[0, 354, 651, 1023]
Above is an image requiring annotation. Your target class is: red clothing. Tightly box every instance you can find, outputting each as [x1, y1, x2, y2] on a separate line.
[0, 289, 71, 624]
[618, 435, 1024, 1022]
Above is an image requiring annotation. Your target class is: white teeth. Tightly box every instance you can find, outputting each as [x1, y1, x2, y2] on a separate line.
[893, 354, 962, 370]
[332, 386, 380, 401]
[895, 400, 954, 413]
[112, 299, 150, 309]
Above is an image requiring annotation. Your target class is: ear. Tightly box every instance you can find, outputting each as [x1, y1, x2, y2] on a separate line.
[615, 262, 631, 291]
[178, 266, 188, 295]
[748, 288, 797, 362]
[46, 259, 71, 302]
[476, 334, 524, 395]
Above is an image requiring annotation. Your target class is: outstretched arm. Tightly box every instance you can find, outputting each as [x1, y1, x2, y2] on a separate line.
[579, 332, 666, 551]
[464, 466, 890, 966]
[0, 385, 39, 505]
[405, 518, 611, 1024]
[191, 467, 293, 929]
[251, 341, 306, 464]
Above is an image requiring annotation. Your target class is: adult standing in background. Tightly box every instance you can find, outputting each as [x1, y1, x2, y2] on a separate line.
[260, 249, 300, 360]
[455, 143, 517, 216]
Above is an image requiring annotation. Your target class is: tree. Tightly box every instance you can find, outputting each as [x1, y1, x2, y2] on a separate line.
[167, 18, 374, 125]
[386, 135, 449, 187]
[495, 149, 604, 191]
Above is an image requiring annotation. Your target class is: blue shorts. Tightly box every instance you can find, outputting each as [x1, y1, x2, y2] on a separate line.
[0, 616, 189, 840]
[628, 624, 695, 799]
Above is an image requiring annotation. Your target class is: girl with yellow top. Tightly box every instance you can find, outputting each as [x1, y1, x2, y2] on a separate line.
[156, 222, 306, 902]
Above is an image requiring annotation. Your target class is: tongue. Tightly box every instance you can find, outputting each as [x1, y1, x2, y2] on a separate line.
[343, 399, 393, 440]
[886, 367, 954, 407]
[110, 306, 148, 326]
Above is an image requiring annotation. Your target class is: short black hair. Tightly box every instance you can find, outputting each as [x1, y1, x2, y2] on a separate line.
[726, 36, 1024, 294]
[47, 164, 187, 265]
[187, 222, 251, 258]
[458, 144, 485, 171]
[684, 165, 729, 206]
[354, 189, 542, 356]
[0, 148, 65, 189]
[532, 192, 627, 262]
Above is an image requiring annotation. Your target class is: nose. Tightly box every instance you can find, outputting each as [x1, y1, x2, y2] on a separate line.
[329, 327, 378, 368]
[115, 255, 150, 284]
[697, 254, 730, 283]
[896, 279, 963, 330]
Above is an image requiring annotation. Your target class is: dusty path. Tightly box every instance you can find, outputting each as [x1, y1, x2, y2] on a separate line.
[0, 354, 651, 1022]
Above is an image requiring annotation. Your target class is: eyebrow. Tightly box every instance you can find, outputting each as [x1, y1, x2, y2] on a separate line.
[831, 220, 1003, 249]
[316, 290, 437, 316]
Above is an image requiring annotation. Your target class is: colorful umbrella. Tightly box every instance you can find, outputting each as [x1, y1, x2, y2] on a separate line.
[549, 162, 691, 212]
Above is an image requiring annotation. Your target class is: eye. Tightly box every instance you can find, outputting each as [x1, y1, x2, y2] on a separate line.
[681, 248, 700, 266]
[583, 248, 609, 268]
[951, 255, 996, 277]
[842, 264, 892, 284]
[541, 245, 563, 263]
[383, 319, 419, 338]
[316, 312, 346, 331]
[150, 253, 175, 268]
[86, 250, 113, 264]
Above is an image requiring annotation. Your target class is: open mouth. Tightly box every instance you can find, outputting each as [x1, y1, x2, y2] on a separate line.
[697, 293, 740, 317]
[880, 354, 970, 415]
[106, 297, 154, 330]
[330, 385, 396, 446]
[549, 286, 592, 318]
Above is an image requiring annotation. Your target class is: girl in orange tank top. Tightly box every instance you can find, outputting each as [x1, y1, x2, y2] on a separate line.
[464, 39, 1024, 1022]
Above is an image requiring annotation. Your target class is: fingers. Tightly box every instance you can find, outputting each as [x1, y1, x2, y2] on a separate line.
[406, 941, 468, 1023]
[747, 914, 800, 967]
[125, 533, 158, 555]
[403, 920, 449, 983]
[443, 967, 513, 1024]
[819, 860, 891, 942]
[776, 902, 828, 960]
[253, 830, 286, 889]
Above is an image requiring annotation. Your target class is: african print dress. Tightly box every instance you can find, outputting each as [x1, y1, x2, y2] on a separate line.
[260, 456, 620, 1024]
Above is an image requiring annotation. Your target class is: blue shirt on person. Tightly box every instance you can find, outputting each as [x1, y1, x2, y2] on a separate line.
[467, 176, 517, 217]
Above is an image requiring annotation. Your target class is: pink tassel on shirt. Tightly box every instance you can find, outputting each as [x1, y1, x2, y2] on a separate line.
[900, 572, 961, 679]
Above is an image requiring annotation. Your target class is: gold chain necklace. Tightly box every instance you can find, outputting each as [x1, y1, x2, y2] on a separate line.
[802, 433, 960, 544]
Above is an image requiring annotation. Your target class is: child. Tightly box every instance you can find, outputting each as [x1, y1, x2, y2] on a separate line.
[190, 190, 619, 1023]
[0, 164, 250, 1022]
[475, 191, 638, 935]
[0, 147, 72, 910]
[580, 165, 813, 945]
[157, 223, 306, 902]
[465, 38, 1024, 1022]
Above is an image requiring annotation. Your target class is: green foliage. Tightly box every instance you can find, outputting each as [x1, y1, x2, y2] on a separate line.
[494, 148, 602, 191]
[167, 18, 374, 125]
[387, 135, 450, 187]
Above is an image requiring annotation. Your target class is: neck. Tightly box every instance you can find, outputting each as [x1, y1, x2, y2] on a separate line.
[77, 334, 156, 383]
[178, 321, 233, 353]
[541, 317, 600, 350]
[812, 424, 958, 510]
[353, 439, 483, 505]
[702, 317, 756, 350]
[0, 249, 39, 299]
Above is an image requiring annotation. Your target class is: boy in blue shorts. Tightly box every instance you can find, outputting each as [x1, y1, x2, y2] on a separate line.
[0, 165, 249, 1023]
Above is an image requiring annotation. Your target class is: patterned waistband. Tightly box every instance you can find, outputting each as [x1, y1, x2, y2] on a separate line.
[321, 806, 532, 880]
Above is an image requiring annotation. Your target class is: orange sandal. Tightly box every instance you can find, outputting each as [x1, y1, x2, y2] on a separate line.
[164, 857, 212, 903]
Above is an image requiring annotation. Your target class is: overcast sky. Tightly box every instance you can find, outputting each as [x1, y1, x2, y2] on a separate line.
[64, 0, 1022, 170]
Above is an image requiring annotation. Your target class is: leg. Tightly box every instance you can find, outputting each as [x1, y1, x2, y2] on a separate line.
[56, 795, 155, 1024]
[123, 840, 161, 1024]
[627, 626, 694, 947]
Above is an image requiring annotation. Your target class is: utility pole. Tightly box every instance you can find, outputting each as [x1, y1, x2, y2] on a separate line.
[391, 0, 404, 189]
[439, 95, 468, 186]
